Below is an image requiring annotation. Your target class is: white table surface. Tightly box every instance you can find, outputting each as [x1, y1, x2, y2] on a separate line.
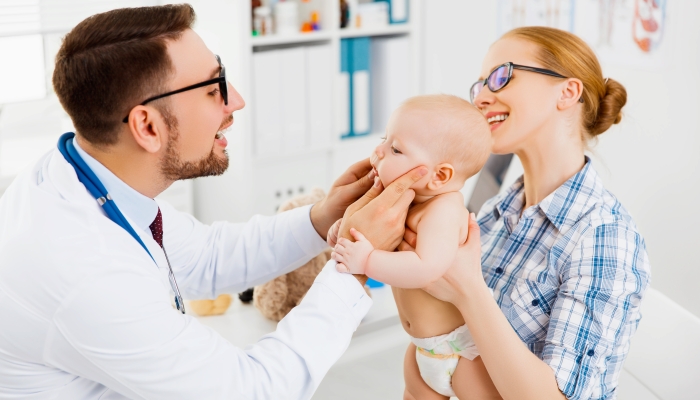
[191, 284, 401, 348]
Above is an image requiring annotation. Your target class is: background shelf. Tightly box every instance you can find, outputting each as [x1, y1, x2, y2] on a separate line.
[337, 24, 411, 39]
[251, 30, 333, 48]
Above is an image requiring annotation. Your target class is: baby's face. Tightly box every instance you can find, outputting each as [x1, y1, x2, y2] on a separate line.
[371, 109, 434, 188]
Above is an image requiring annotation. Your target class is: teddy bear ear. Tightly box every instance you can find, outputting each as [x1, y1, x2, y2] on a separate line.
[276, 187, 326, 214]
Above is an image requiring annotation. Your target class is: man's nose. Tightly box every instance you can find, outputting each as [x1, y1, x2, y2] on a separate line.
[225, 82, 245, 112]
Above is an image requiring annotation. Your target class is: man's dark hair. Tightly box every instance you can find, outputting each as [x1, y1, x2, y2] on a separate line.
[52, 4, 195, 146]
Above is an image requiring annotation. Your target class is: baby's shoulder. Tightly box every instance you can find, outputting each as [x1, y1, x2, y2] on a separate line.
[426, 191, 467, 212]
[411, 192, 467, 222]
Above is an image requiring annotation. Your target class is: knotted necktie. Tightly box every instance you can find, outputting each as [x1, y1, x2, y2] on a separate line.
[149, 208, 164, 248]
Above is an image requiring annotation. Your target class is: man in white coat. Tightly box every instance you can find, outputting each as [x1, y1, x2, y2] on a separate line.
[0, 5, 427, 399]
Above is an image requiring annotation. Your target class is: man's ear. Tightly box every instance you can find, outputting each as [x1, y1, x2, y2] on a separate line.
[427, 163, 455, 191]
[127, 105, 166, 154]
[557, 78, 584, 110]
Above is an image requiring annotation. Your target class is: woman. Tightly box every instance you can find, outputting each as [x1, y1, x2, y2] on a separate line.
[402, 27, 651, 399]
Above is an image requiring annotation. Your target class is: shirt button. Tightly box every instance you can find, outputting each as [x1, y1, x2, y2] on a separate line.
[531, 299, 540, 306]
[587, 349, 595, 357]
[495, 267, 503, 274]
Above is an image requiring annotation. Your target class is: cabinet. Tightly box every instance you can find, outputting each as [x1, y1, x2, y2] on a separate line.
[188, 0, 423, 224]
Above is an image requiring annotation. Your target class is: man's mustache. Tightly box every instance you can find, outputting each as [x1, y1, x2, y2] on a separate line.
[219, 114, 233, 131]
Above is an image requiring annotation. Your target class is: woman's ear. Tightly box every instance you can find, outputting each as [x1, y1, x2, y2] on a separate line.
[427, 163, 455, 191]
[557, 78, 584, 110]
[127, 105, 167, 154]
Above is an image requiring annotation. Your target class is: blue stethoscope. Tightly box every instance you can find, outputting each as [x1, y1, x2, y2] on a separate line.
[57, 132, 185, 314]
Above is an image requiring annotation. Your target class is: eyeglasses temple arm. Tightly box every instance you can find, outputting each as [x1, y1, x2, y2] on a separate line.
[121, 76, 225, 123]
[512, 64, 568, 79]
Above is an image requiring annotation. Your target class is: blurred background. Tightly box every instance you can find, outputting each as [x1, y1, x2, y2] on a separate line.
[0, 1, 697, 397]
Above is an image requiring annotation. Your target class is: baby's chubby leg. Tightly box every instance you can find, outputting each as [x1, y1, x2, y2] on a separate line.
[452, 356, 502, 400]
[403, 343, 449, 400]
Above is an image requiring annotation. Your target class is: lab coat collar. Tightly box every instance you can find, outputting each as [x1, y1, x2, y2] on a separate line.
[72, 138, 159, 233]
[44, 145, 169, 276]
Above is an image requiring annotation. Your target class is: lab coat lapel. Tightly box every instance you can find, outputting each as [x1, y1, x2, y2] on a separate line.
[46, 148, 167, 274]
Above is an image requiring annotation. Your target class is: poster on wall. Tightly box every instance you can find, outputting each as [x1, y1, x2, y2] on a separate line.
[574, 0, 668, 69]
[497, 0, 668, 70]
[497, 0, 576, 34]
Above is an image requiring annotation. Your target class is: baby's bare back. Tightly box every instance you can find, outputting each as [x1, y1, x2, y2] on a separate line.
[393, 192, 470, 339]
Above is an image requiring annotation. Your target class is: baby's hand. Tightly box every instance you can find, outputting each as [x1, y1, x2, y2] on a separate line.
[327, 218, 342, 248]
[332, 228, 374, 274]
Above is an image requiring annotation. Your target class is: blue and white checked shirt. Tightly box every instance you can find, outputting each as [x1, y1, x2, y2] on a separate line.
[478, 158, 650, 400]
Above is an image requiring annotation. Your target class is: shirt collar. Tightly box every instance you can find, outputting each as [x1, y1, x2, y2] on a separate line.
[492, 157, 604, 232]
[538, 157, 603, 231]
[73, 137, 159, 232]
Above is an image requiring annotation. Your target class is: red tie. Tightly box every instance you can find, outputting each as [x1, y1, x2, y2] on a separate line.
[149, 208, 164, 248]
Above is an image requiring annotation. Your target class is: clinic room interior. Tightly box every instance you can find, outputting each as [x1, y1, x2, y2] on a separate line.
[0, 1, 696, 399]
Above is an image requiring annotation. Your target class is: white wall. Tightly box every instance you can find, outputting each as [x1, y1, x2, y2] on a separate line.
[422, 0, 700, 317]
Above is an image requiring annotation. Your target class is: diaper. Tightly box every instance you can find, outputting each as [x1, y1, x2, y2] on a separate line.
[411, 324, 478, 397]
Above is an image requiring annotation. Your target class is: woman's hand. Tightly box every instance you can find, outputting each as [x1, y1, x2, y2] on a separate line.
[422, 213, 485, 305]
[338, 166, 428, 251]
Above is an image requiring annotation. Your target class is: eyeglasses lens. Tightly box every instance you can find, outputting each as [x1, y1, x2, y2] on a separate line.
[470, 81, 485, 103]
[217, 56, 229, 106]
[488, 65, 510, 92]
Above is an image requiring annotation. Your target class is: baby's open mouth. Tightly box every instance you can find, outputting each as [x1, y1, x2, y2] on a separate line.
[487, 113, 509, 125]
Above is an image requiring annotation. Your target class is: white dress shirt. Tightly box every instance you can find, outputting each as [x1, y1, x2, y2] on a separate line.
[0, 140, 372, 399]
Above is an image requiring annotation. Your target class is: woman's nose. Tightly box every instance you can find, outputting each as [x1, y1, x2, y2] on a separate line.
[474, 86, 495, 110]
[225, 82, 245, 112]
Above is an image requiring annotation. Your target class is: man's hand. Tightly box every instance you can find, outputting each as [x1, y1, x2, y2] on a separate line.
[310, 159, 376, 239]
[338, 166, 428, 251]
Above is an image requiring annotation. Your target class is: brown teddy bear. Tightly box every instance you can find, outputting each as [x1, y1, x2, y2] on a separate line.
[254, 188, 372, 321]
[192, 188, 369, 320]
[253, 187, 332, 322]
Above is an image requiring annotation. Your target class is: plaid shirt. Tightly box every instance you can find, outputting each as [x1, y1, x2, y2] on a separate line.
[478, 158, 650, 400]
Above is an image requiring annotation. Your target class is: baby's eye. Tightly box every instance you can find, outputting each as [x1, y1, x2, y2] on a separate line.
[209, 88, 220, 96]
[379, 136, 387, 143]
[391, 146, 402, 154]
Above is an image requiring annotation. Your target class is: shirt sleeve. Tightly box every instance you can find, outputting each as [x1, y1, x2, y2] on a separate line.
[157, 201, 328, 299]
[45, 258, 372, 400]
[542, 222, 650, 399]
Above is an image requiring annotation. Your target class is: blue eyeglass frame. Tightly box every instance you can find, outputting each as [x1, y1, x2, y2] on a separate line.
[122, 55, 228, 123]
[470, 62, 584, 104]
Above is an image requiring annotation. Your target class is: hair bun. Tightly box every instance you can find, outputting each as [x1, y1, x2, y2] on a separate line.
[590, 77, 626, 136]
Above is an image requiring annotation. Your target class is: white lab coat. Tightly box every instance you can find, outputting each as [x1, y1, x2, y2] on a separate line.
[0, 147, 372, 399]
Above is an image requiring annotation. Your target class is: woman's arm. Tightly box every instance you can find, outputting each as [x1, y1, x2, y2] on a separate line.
[419, 215, 566, 400]
[419, 216, 650, 400]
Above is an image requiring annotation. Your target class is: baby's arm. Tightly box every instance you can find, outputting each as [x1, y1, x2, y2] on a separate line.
[333, 198, 463, 288]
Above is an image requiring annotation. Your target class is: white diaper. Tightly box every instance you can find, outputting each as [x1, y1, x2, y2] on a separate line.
[411, 324, 478, 397]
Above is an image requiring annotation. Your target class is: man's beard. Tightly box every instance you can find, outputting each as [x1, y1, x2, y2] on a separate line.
[159, 119, 230, 181]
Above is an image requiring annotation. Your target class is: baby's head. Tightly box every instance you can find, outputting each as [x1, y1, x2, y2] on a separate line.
[371, 94, 492, 195]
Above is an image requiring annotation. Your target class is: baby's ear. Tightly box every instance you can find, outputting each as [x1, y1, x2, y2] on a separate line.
[427, 163, 455, 190]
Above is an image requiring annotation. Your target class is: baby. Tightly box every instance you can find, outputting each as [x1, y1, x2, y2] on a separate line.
[331, 95, 494, 399]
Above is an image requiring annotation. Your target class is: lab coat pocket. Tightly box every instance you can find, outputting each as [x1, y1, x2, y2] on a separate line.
[507, 279, 559, 344]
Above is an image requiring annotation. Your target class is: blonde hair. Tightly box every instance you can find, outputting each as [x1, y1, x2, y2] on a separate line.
[502, 26, 626, 137]
[399, 94, 491, 180]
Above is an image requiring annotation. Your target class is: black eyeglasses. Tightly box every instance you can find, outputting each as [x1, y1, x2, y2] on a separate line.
[122, 55, 228, 123]
[469, 62, 583, 104]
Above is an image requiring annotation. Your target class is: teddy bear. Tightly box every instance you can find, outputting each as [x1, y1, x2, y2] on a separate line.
[191, 187, 369, 319]
[253, 187, 332, 322]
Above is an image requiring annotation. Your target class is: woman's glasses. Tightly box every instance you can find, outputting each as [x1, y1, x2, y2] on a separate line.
[470, 62, 582, 104]
[122, 54, 228, 123]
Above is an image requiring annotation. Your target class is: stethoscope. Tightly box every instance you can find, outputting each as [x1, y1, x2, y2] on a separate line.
[57, 132, 185, 314]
